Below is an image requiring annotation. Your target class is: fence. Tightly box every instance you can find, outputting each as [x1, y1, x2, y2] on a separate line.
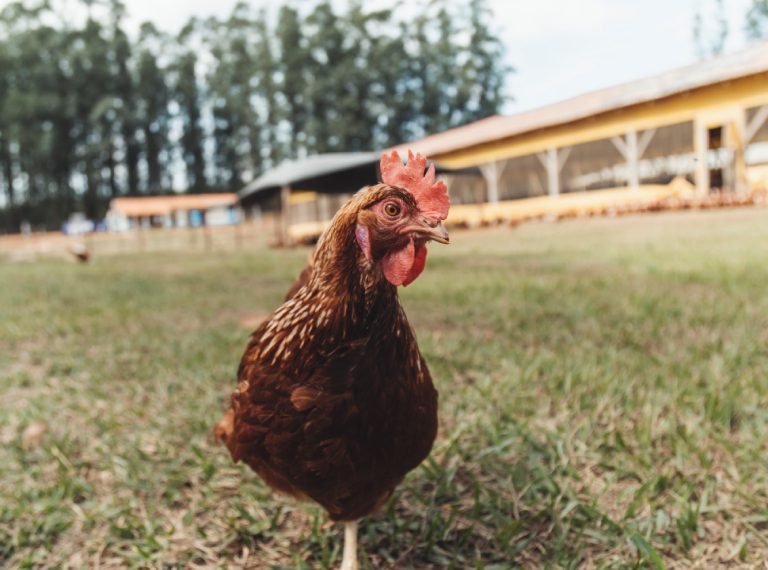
[0, 216, 282, 262]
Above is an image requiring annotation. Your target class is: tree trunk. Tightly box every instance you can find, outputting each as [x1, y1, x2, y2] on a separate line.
[0, 133, 16, 232]
[123, 121, 140, 195]
[145, 125, 162, 194]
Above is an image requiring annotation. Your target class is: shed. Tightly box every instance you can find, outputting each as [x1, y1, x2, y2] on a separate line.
[107, 194, 240, 231]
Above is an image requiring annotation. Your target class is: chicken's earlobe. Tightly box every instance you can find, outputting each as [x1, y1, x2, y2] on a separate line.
[355, 224, 372, 261]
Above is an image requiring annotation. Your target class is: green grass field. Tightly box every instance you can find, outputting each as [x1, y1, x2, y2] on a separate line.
[2, 207, 768, 569]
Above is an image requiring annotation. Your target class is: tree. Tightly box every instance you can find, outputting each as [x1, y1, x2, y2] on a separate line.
[136, 23, 172, 194]
[694, 0, 729, 59]
[173, 21, 207, 193]
[746, 0, 768, 39]
[276, 5, 309, 156]
[0, 0, 512, 231]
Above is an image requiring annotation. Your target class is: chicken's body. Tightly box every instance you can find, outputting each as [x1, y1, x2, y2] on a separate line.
[217, 153, 449, 568]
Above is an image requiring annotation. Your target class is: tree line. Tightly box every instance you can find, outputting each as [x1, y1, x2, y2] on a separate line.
[0, 0, 509, 232]
[694, 0, 768, 58]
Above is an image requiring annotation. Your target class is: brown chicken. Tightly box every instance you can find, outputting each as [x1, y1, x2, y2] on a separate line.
[215, 150, 450, 569]
[68, 242, 90, 263]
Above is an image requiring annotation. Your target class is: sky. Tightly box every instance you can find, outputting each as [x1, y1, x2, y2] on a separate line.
[65, 0, 757, 114]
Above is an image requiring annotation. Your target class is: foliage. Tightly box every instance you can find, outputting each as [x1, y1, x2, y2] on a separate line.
[693, 0, 729, 59]
[0, 0, 510, 232]
[2, 208, 768, 567]
[746, 0, 768, 39]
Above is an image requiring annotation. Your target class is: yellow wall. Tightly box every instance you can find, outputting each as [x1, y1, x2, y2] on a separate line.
[436, 73, 768, 169]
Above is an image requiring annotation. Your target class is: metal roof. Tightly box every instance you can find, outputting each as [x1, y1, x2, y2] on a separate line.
[239, 152, 380, 200]
[396, 40, 768, 158]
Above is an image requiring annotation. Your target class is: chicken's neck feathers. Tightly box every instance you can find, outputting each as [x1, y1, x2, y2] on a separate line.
[254, 212, 410, 369]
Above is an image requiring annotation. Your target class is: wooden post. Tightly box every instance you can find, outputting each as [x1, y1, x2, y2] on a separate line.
[626, 129, 639, 190]
[729, 113, 747, 194]
[745, 105, 768, 144]
[537, 147, 566, 197]
[280, 185, 291, 246]
[744, 105, 768, 193]
[478, 161, 500, 203]
[694, 118, 709, 196]
[546, 147, 559, 197]
[611, 129, 655, 191]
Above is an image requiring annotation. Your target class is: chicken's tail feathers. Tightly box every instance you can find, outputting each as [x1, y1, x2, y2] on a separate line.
[213, 408, 234, 444]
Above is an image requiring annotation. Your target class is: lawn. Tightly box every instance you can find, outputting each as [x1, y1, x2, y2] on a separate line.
[2, 207, 768, 569]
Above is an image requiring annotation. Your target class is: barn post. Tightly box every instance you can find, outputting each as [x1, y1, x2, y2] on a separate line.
[280, 184, 291, 246]
[612, 129, 653, 191]
[744, 104, 768, 193]
[746, 104, 768, 143]
[693, 118, 709, 196]
[479, 161, 500, 204]
[547, 147, 559, 197]
[537, 146, 563, 197]
[729, 110, 747, 194]
[626, 129, 639, 190]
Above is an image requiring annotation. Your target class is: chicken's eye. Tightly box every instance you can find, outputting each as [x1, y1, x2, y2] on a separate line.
[384, 202, 401, 217]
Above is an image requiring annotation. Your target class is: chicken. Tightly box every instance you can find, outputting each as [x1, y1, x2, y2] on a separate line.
[68, 241, 90, 263]
[215, 150, 450, 569]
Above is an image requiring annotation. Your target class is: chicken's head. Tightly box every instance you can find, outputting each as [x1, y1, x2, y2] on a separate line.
[354, 150, 450, 287]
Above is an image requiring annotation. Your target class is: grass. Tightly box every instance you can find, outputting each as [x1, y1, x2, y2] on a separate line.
[2, 207, 768, 569]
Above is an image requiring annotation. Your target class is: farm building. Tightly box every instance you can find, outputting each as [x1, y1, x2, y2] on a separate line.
[239, 40, 768, 241]
[399, 40, 768, 225]
[106, 194, 240, 232]
[239, 152, 469, 243]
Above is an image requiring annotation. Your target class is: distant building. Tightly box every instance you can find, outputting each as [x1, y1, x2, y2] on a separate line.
[396, 40, 768, 217]
[106, 194, 240, 232]
[238, 152, 470, 244]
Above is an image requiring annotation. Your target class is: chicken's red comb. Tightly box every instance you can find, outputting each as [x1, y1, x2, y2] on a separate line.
[380, 150, 450, 221]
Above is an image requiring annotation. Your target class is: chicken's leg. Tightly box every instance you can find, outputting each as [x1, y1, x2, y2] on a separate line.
[340, 520, 359, 570]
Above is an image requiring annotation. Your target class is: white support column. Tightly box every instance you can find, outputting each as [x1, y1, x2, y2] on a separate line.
[626, 129, 639, 190]
[693, 118, 709, 196]
[547, 147, 559, 196]
[486, 161, 499, 203]
[478, 160, 509, 204]
[611, 129, 656, 191]
[537, 147, 559, 197]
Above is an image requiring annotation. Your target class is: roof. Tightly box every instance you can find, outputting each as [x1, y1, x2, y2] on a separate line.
[239, 152, 380, 200]
[396, 40, 768, 158]
[110, 194, 237, 217]
[238, 152, 475, 205]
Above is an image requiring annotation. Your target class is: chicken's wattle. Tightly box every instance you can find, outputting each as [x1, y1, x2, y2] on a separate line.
[381, 239, 428, 287]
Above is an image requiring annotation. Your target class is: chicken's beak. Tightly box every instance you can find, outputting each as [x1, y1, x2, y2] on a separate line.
[411, 219, 450, 244]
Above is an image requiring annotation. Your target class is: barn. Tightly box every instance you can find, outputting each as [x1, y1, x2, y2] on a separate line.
[400, 40, 768, 225]
[239, 152, 470, 243]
